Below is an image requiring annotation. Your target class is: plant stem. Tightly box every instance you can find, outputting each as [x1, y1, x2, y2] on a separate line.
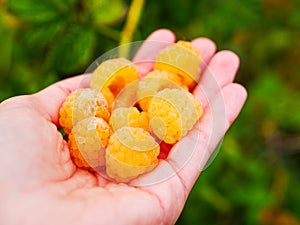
[119, 0, 145, 57]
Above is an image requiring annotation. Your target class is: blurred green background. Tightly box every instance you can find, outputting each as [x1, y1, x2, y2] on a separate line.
[1, 0, 299, 224]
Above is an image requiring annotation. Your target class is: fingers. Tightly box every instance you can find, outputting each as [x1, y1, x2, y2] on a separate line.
[131, 82, 247, 188]
[170, 82, 247, 191]
[131, 83, 247, 223]
[145, 28, 176, 43]
[191, 37, 216, 72]
[193, 50, 240, 108]
[133, 29, 176, 77]
[130, 41, 240, 188]
[32, 74, 91, 125]
[222, 83, 248, 125]
[169, 50, 243, 191]
[202, 50, 240, 88]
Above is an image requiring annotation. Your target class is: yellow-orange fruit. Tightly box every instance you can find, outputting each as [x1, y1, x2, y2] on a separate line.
[176, 40, 200, 56]
[90, 58, 139, 97]
[100, 87, 115, 112]
[137, 70, 188, 111]
[109, 107, 149, 132]
[106, 127, 160, 182]
[154, 41, 202, 89]
[68, 117, 112, 169]
[148, 88, 203, 144]
[59, 88, 110, 134]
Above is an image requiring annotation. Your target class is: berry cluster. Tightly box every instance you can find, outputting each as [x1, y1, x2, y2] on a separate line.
[59, 41, 204, 182]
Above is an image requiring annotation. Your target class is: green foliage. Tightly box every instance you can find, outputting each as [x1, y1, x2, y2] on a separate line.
[48, 26, 96, 73]
[1, 0, 299, 224]
[24, 20, 66, 47]
[1, 0, 126, 100]
[7, 0, 60, 23]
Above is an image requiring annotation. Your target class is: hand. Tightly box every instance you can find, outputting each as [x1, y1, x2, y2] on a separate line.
[0, 29, 247, 225]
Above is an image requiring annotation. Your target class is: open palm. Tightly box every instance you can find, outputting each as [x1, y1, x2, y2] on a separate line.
[0, 29, 247, 225]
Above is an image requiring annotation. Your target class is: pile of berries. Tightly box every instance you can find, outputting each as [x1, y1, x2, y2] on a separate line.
[59, 41, 204, 182]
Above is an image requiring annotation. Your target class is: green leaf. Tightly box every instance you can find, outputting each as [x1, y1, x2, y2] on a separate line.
[7, 0, 60, 23]
[88, 0, 126, 25]
[24, 20, 66, 47]
[48, 26, 96, 73]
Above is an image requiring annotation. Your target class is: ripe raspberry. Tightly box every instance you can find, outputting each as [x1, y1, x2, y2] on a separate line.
[137, 70, 188, 111]
[109, 107, 149, 132]
[59, 88, 110, 134]
[148, 88, 203, 144]
[106, 127, 160, 182]
[90, 57, 139, 97]
[68, 117, 112, 169]
[154, 41, 202, 90]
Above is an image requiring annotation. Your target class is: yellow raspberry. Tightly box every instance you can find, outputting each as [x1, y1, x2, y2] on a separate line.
[137, 70, 188, 111]
[109, 107, 149, 132]
[90, 57, 139, 97]
[59, 88, 110, 134]
[148, 88, 203, 144]
[154, 40, 202, 90]
[106, 127, 160, 182]
[68, 117, 112, 169]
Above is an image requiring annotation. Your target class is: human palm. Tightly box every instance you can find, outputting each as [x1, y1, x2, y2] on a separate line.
[0, 29, 247, 225]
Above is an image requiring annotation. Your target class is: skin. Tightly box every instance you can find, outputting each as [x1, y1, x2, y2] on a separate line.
[0, 29, 247, 225]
